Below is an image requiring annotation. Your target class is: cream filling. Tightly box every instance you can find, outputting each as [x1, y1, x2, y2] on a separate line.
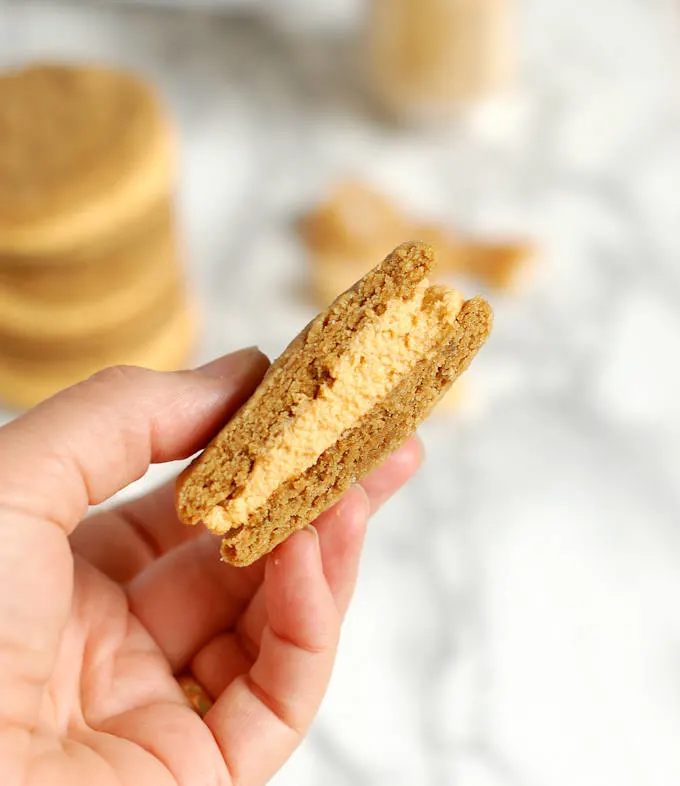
[208, 282, 464, 534]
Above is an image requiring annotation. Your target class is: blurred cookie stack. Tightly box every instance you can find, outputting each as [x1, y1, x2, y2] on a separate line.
[0, 63, 195, 409]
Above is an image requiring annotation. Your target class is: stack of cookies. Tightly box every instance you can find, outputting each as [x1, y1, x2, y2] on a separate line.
[0, 63, 195, 409]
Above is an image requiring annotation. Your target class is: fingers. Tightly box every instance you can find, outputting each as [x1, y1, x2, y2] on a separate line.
[310, 485, 370, 614]
[70, 483, 203, 584]
[127, 438, 423, 679]
[0, 348, 269, 534]
[71, 350, 271, 578]
[126, 534, 265, 672]
[82, 433, 422, 586]
[203, 439, 422, 682]
[126, 485, 367, 676]
[0, 349, 267, 737]
[190, 485, 370, 698]
[205, 528, 339, 786]
[361, 435, 423, 514]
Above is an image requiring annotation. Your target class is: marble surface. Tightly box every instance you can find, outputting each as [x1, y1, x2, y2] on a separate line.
[2, 1, 680, 784]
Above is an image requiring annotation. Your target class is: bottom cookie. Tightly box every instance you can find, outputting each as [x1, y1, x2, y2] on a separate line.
[0, 302, 197, 410]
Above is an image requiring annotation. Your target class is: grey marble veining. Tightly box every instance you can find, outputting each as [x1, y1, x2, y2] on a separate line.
[1, 1, 680, 784]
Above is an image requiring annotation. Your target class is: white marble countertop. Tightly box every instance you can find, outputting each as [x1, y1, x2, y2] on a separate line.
[2, 1, 680, 784]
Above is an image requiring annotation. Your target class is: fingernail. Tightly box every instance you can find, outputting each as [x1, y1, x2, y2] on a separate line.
[195, 347, 268, 380]
[351, 484, 371, 516]
[304, 523, 321, 552]
[305, 523, 319, 541]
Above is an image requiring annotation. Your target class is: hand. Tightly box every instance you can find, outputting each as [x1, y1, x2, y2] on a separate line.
[0, 349, 422, 786]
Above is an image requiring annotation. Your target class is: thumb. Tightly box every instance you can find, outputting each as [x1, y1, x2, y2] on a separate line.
[0, 349, 268, 758]
[0, 348, 269, 534]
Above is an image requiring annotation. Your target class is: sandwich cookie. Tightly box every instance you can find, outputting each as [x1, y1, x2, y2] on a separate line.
[176, 242, 493, 566]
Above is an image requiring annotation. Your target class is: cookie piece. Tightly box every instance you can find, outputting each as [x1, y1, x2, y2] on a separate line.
[300, 181, 533, 307]
[0, 63, 173, 259]
[178, 675, 213, 718]
[457, 240, 536, 291]
[298, 180, 409, 258]
[176, 242, 492, 566]
[309, 224, 462, 308]
[0, 301, 196, 410]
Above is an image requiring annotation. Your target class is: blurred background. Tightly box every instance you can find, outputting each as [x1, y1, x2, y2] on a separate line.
[1, 0, 680, 784]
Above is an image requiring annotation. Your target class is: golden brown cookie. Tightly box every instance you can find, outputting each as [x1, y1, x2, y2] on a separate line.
[0, 226, 183, 346]
[0, 276, 185, 363]
[0, 63, 174, 259]
[456, 239, 536, 291]
[177, 675, 214, 718]
[0, 198, 175, 286]
[176, 242, 492, 566]
[300, 181, 534, 306]
[298, 180, 409, 257]
[300, 183, 453, 308]
[0, 301, 196, 410]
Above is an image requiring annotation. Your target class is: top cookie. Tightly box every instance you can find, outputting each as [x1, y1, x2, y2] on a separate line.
[0, 63, 174, 259]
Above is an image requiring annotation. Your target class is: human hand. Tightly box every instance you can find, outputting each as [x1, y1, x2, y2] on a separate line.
[0, 349, 422, 786]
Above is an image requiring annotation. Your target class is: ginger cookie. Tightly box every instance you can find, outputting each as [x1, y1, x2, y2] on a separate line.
[176, 242, 492, 567]
[0, 276, 185, 362]
[0, 199, 175, 287]
[0, 227, 183, 346]
[0, 63, 174, 259]
[0, 301, 196, 409]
